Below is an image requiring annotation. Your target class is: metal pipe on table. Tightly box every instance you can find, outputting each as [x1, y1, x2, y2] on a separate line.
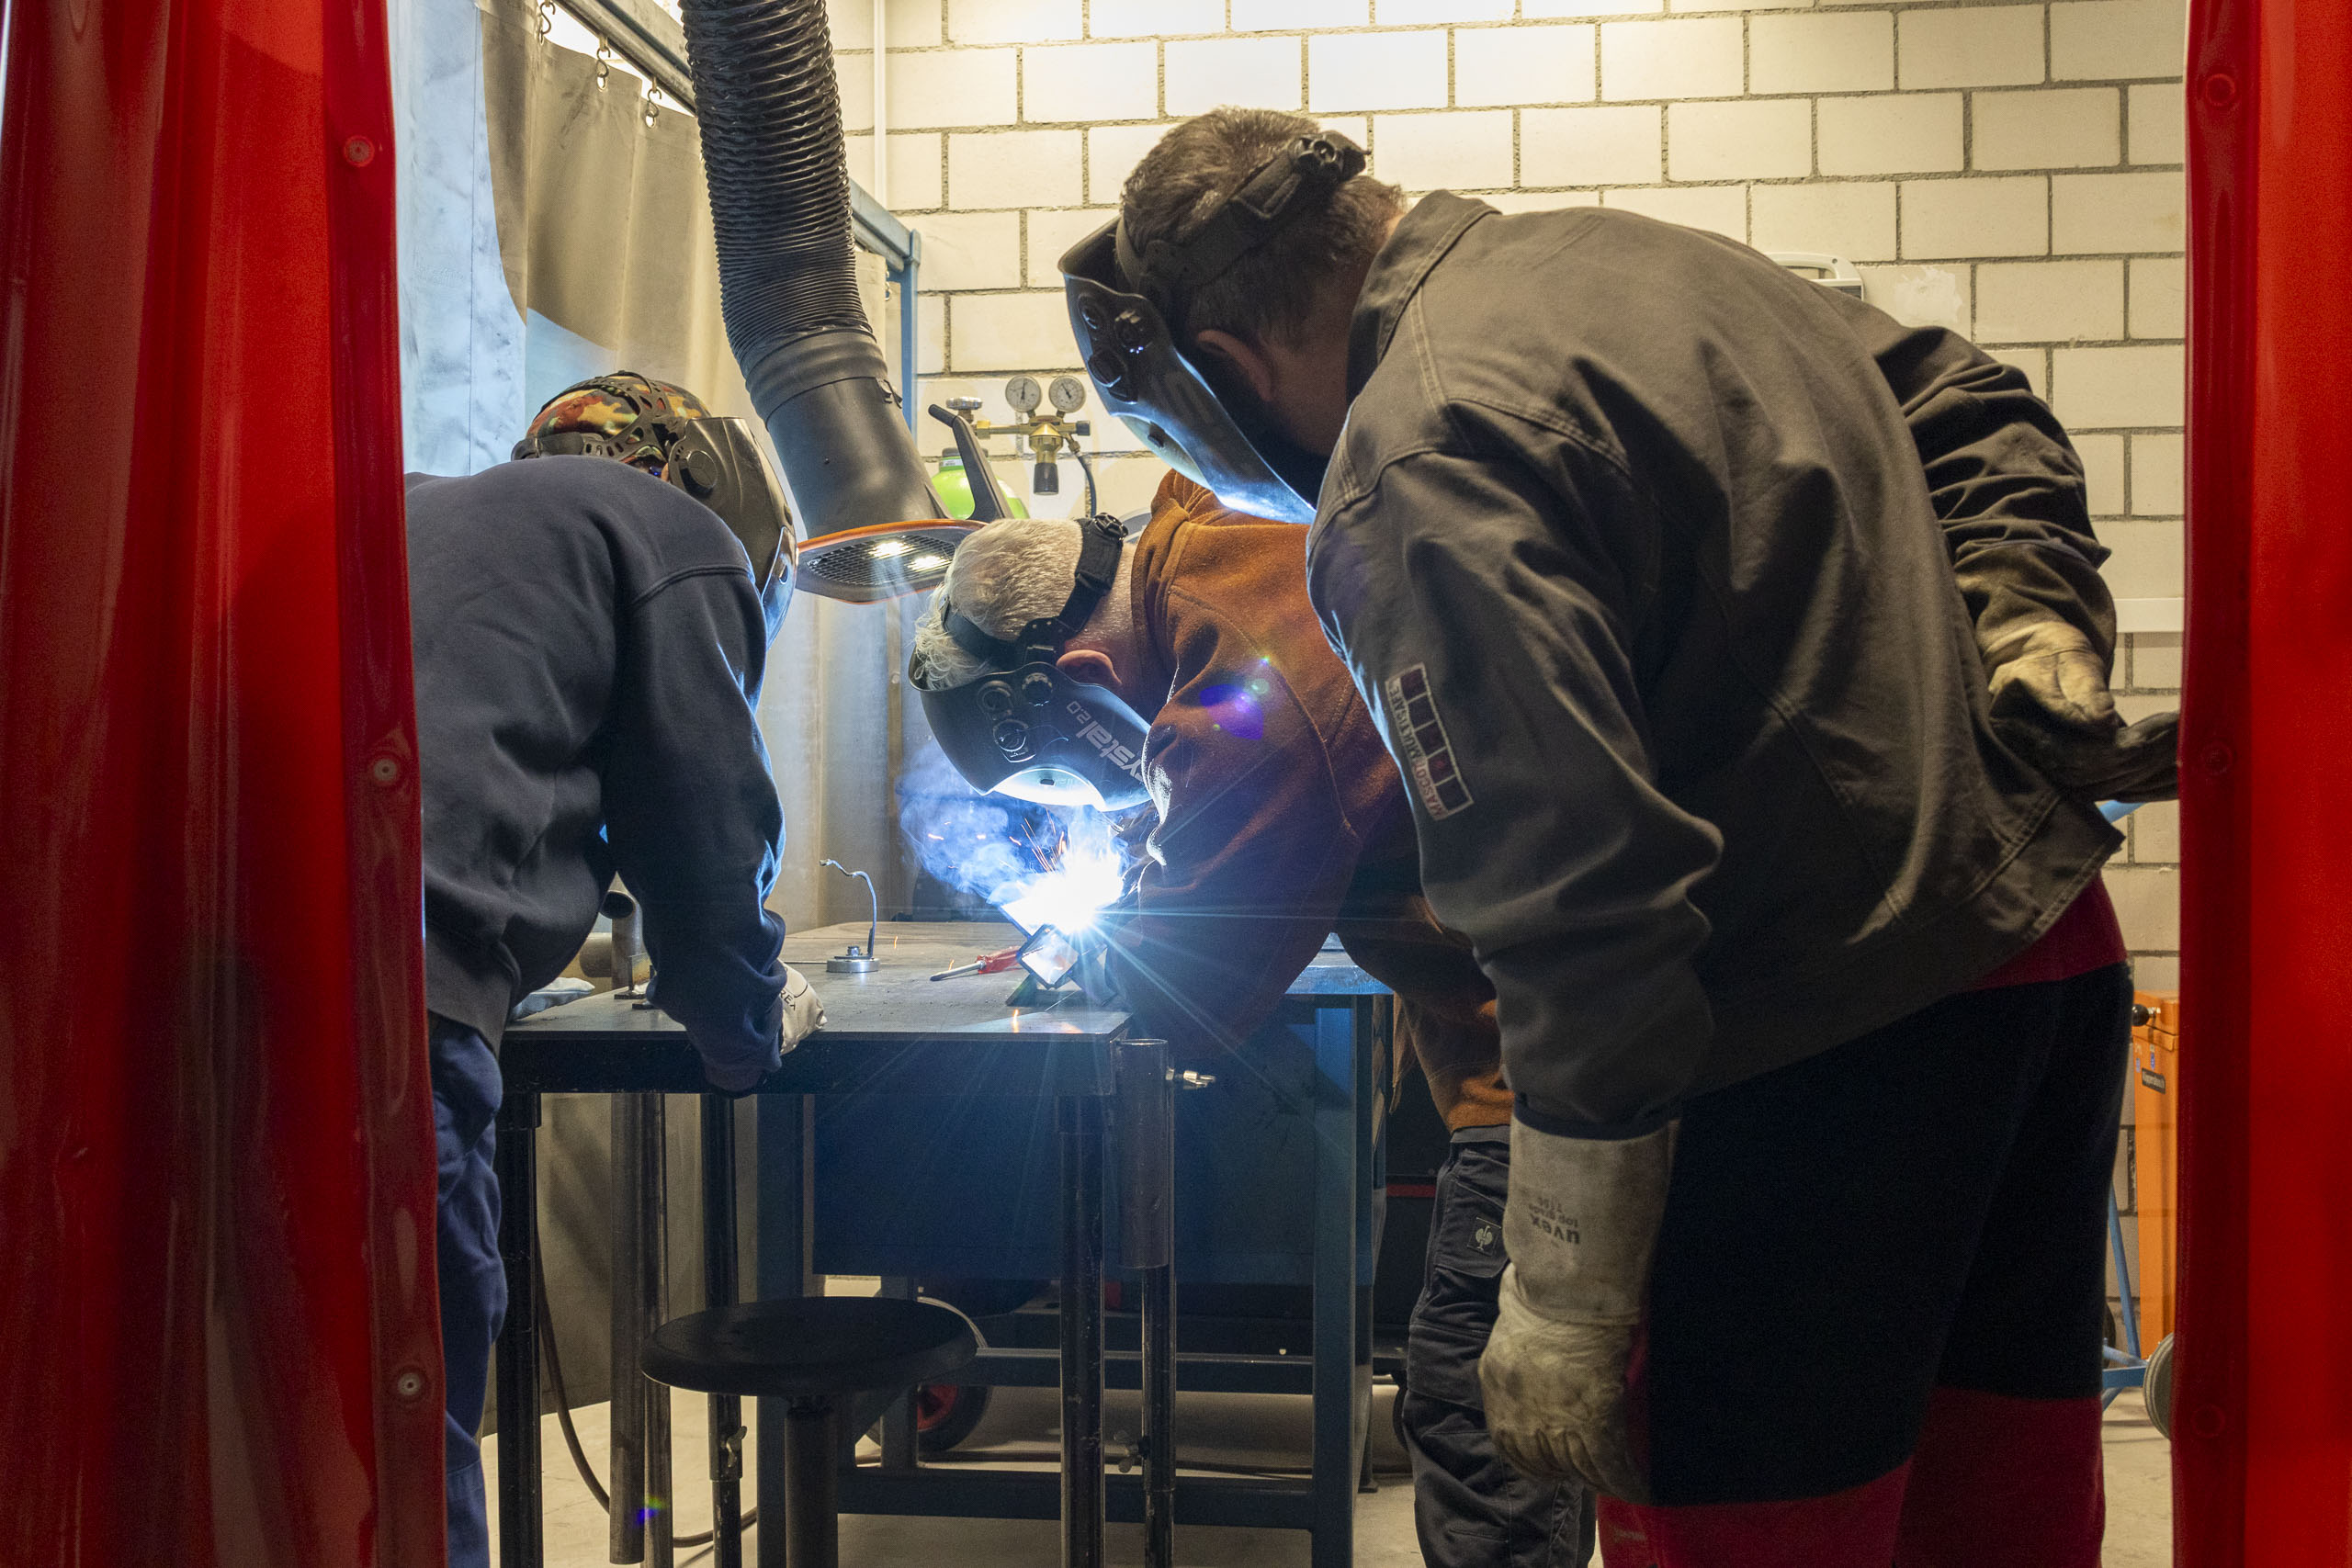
[1057, 1094, 1106, 1568]
[496, 1089, 546, 1568]
[700, 1094, 746, 1568]
[1114, 1040, 1177, 1568]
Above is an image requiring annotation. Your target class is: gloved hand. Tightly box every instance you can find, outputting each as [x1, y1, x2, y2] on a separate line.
[1961, 569, 2178, 803]
[700, 964, 825, 1095]
[1479, 1116, 1675, 1503]
[1984, 627, 2178, 801]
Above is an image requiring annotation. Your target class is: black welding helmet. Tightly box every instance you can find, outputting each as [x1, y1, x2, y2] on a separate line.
[910, 513, 1152, 813]
[1058, 131, 1367, 526]
[514, 372, 797, 636]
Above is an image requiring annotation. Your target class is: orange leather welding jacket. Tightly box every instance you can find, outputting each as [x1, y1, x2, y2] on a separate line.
[1106, 471, 1510, 1129]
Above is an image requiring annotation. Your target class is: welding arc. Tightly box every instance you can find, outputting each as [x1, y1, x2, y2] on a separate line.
[534, 1244, 756, 1544]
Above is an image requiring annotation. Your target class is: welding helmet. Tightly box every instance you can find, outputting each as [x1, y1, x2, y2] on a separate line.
[1058, 131, 1367, 526]
[514, 373, 797, 634]
[910, 513, 1152, 813]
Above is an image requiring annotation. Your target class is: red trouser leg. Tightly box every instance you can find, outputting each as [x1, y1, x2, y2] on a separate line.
[1893, 1385, 2105, 1568]
[1595, 1467, 1910, 1568]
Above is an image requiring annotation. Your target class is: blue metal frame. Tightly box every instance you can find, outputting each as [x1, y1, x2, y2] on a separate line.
[2102, 1181, 2147, 1406]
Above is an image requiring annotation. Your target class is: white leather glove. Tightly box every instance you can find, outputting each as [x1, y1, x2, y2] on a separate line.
[775, 963, 825, 1049]
[1479, 1117, 1674, 1502]
[701, 964, 826, 1094]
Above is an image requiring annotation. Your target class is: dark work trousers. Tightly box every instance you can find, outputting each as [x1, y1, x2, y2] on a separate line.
[1599, 963, 2133, 1568]
[1401, 1127, 1598, 1567]
[430, 1012, 506, 1568]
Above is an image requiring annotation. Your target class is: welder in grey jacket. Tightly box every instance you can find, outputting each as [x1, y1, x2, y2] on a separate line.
[1069, 110, 2175, 1567]
[407, 373, 821, 1568]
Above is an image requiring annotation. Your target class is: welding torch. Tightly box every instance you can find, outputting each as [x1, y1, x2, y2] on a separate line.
[930, 945, 1023, 982]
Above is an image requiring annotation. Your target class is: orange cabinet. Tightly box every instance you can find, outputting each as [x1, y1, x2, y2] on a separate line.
[2131, 990, 2180, 1348]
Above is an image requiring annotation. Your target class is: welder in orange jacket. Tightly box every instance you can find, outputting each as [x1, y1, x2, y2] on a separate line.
[910, 471, 1594, 1567]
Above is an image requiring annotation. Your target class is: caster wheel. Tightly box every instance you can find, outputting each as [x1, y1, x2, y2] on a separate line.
[2143, 1333, 2175, 1438]
[916, 1381, 992, 1454]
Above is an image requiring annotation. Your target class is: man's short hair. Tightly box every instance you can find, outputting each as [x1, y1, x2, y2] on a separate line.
[1121, 107, 1404, 348]
[911, 517, 1086, 690]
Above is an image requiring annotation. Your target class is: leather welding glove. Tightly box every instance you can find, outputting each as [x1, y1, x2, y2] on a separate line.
[775, 963, 826, 1049]
[702, 964, 826, 1095]
[1480, 1116, 1675, 1504]
[1960, 561, 2179, 803]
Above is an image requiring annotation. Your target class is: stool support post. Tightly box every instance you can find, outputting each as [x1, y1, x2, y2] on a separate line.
[700, 1094, 745, 1568]
[785, 1398, 843, 1568]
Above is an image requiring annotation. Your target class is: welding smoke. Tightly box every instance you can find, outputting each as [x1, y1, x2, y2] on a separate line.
[898, 742, 1136, 931]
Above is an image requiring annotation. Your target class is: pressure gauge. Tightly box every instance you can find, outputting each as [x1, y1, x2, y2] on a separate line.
[1048, 375, 1088, 414]
[1004, 376, 1042, 414]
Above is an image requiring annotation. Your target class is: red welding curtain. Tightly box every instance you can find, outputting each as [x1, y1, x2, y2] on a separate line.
[2180, 1, 2352, 1564]
[0, 0, 444, 1563]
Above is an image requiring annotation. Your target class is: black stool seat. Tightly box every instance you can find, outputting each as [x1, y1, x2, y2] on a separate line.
[642, 1297, 976, 1399]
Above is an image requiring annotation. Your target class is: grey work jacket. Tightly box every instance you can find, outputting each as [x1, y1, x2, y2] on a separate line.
[1306, 194, 2120, 1135]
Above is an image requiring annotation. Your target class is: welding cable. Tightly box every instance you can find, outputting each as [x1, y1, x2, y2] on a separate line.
[533, 1244, 757, 1545]
[1071, 443, 1099, 514]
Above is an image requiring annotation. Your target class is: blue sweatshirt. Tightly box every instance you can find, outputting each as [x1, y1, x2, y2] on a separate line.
[407, 456, 787, 1084]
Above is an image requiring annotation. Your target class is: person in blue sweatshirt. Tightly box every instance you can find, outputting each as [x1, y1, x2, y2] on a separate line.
[405, 373, 820, 1566]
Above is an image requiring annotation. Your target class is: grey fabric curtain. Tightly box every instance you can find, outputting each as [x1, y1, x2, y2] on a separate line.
[395, 0, 933, 1413]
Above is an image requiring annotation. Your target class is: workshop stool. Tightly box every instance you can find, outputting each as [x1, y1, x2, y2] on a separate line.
[641, 1296, 978, 1568]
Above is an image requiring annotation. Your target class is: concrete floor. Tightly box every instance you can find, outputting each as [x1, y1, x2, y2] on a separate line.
[484, 1383, 2173, 1565]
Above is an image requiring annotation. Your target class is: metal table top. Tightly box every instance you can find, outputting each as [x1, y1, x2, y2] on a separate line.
[500, 919, 1389, 1097]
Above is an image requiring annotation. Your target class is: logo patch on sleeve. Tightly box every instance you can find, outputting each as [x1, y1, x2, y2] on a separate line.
[1383, 664, 1474, 819]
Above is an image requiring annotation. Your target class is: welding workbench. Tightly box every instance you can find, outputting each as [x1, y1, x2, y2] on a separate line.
[495, 919, 1389, 1568]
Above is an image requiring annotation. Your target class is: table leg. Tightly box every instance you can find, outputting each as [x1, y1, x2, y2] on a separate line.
[495, 1088, 544, 1568]
[644, 1094, 675, 1568]
[610, 1094, 647, 1564]
[755, 1093, 808, 1568]
[1308, 1003, 1363, 1568]
[879, 1276, 920, 1471]
[700, 1094, 745, 1568]
[1114, 1040, 1176, 1568]
[1058, 1094, 1105, 1568]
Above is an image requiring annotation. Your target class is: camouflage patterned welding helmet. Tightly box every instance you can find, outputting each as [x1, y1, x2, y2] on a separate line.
[514, 372, 798, 635]
[514, 372, 712, 470]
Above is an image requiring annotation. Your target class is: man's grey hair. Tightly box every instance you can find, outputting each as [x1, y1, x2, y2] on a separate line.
[911, 517, 1087, 690]
[1121, 107, 1405, 348]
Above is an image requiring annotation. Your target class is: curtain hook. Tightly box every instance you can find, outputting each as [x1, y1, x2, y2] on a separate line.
[536, 0, 552, 39]
[643, 86, 662, 129]
[595, 39, 612, 90]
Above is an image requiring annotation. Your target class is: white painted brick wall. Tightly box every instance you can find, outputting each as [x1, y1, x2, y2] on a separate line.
[1453, 25, 1596, 107]
[1668, 99, 1812, 183]
[1602, 18, 1743, 101]
[855, 0, 2186, 976]
[1522, 105, 1660, 187]
[1750, 13, 1895, 96]
[1897, 6, 2047, 89]
[1973, 87, 2122, 170]
[1818, 94, 1965, 175]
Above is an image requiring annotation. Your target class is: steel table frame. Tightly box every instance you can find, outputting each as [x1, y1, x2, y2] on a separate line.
[819, 982, 1390, 1568]
[493, 922, 1389, 1568]
[494, 924, 1139, 1568]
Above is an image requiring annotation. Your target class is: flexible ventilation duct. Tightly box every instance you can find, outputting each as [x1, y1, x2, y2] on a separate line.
[679, 0, 970, 602]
